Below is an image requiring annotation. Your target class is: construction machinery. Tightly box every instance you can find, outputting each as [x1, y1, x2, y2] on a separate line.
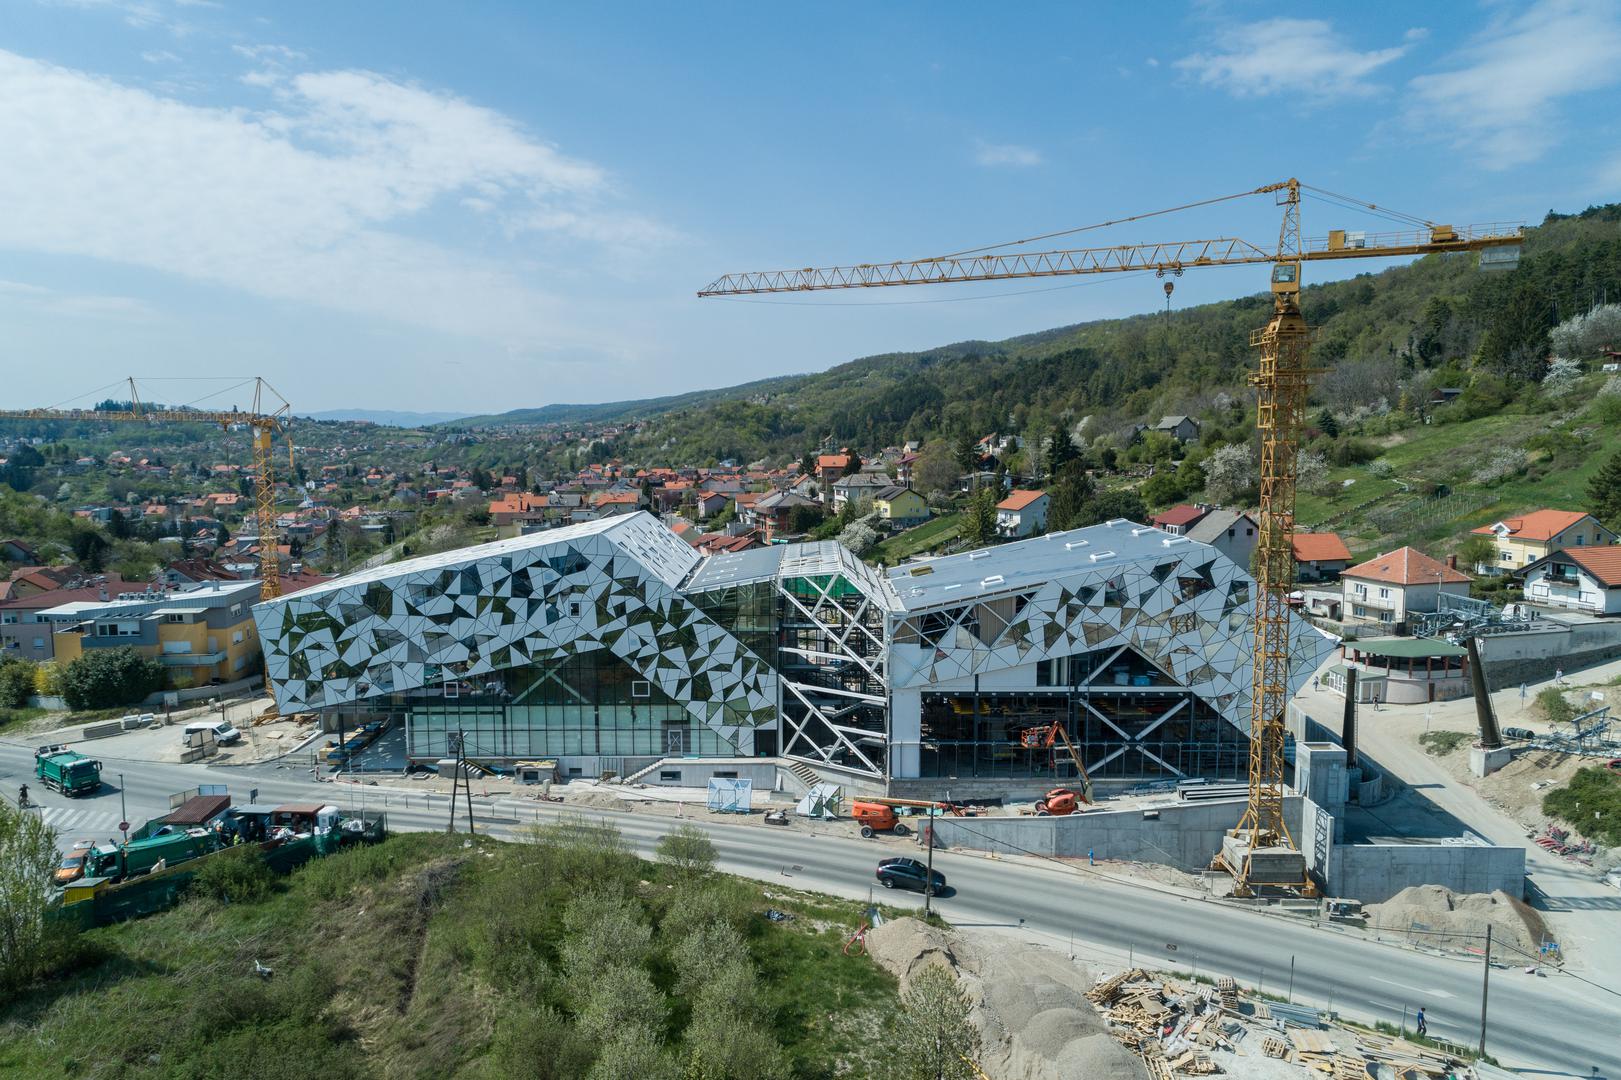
[701, 180, 1522, 895]
[1020, 721, 1095, 811]
[0, 377, 294, 602]
[851, 800, 914, 838]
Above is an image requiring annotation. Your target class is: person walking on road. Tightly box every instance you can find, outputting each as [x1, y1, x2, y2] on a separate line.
[1415, 1007, 1427, 1037]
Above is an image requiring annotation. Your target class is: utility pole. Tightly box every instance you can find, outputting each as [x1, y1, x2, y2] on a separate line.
[446, 730, 475, 835]
[1479, 923, 1492, 1057]
[924, 818, 935, 918]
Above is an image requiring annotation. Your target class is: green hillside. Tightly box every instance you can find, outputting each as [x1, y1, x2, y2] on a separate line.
[0, 825, 902, 1080]
[485, 203, 1621, 471]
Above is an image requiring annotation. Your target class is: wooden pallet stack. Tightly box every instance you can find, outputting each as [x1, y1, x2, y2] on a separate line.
[1215, 976, 1239, 1012]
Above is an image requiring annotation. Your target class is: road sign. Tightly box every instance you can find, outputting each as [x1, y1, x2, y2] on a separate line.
[118, 821, 130, 833]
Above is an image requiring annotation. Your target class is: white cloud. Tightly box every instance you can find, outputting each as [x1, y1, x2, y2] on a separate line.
[140, 49, 179, 64]
[1174, 18, 1414, 100]
[974, 140, 1043, 168]
[0, 50, 669, 352]
[43, 0, 196, 36]
[1403, 0, 1621, 169]
[0, 278, 156, 320]
[232, 43, 306, 63]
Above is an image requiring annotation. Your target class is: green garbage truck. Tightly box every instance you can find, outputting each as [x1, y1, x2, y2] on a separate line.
[34, 745, 103, 797]
[86, 828, 218, 883]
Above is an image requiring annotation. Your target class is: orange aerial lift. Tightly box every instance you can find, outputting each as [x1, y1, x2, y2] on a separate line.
[1020, 721, 1095, 814]
[0, 377, 294, 602]
[701, 180, 1522, 894]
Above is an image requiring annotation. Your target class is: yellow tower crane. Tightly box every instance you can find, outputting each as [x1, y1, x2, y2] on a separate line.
[0, 377, 294, 602]
[699, 180, 1522, 895]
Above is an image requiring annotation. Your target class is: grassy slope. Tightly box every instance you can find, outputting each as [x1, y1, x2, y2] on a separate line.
[1294, 381, 1617, 559]
[0, 832, 899, 1080]
[868, 512, 963, 564]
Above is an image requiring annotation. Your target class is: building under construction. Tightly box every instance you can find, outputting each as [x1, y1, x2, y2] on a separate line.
[254, 511, 1332, 786]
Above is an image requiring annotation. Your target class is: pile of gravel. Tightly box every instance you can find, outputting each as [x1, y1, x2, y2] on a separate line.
[865, 918, 1145, 1080]
[1367, 884, 1550, 955]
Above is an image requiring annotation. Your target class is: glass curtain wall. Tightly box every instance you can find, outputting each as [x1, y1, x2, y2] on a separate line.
[402, 649, 739, 761]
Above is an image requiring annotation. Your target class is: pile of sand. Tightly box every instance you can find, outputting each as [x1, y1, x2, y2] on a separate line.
[1367, 884, 1550, 955]
[865, 918, 1145, 1080]
[561, 787, 630, 811]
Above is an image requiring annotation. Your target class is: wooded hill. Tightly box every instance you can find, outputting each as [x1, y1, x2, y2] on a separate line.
[461, 202, 1621, 467]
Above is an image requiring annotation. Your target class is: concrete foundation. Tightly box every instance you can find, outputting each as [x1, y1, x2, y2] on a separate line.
[1334, 842, 1525, 904]
[1469, 744, 1514, 778]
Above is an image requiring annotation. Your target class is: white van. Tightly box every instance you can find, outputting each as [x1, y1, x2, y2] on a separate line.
[181, 720, 242, 746]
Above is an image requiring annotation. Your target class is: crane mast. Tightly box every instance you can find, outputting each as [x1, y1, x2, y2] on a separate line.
[0, 377, 294, 602]
[701, 179, 1521, 896]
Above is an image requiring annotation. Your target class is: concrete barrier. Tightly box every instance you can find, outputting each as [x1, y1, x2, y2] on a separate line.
[931, 797, 1305, 872]
[81, 722, 123, 740]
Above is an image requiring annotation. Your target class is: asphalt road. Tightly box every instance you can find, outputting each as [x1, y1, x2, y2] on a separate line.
[3, 740, 1618, 1077]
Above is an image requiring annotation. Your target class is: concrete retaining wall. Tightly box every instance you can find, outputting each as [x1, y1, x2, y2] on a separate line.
[931, 796, 1303, 872]
[1333, 843, 1525, 904]
[1478, 621, 1621, 687]
[81, 722, 124, 740]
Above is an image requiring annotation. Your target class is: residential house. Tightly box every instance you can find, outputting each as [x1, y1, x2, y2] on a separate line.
[1185, 509, 1259, 570]
[815, 451, 857, 504]
[1152, 415, 1201, 443]
[995, 490, 1049, 538]
[1517, 547, 1621, 616]
[158, 559, 241, 588]
[753, 491, 821, 541]
[1340, 547, 1470, 630]
[694, 491, 731, 520]
[1150, 504, 1210, 535]
[1469, 510, 1618, 573]
[43, 579, 265, 690]
[695, 532, 763, 555]
[1292, 532, 1353, 583]
[872, 486, 929, 527]
[0, 539, 38, 564]
[894, 452, 920, 486]
[1, 574, 131, 663]
[1, 566, 78, 603]
[831, 472, 889, 511]
[592, 491, 643, 517]
[489, 493, 547, 527]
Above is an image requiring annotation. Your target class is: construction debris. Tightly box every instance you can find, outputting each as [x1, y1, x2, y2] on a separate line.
[1086, 967, 1486, 1080]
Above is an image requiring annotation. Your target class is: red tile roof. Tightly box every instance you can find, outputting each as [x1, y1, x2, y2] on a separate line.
[1343, 546, 1469, 586]
[1152, 504, 1207, 529]
[1560, 546, 1621, 587]
[996, 489, 1047, 512]
[1292, 532, 1352, 563]
[1470, 509, 1595, 542]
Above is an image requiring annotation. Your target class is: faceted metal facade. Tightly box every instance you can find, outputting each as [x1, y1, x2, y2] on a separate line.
[254, 514, 777, 753]
[887, 530, 1332, 733]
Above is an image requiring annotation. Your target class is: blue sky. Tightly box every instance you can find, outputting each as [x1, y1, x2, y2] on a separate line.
[2, 1, 1619, 415]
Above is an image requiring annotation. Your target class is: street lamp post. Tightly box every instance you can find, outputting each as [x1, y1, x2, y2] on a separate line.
[119, 772, 127, 841]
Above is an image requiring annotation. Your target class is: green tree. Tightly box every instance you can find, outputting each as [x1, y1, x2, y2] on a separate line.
[69, 528, 110, 572]
[1454, 535, 1497, 575]
[0, 802, 67, 1001]
[1313, 409, 1340, 439]
[0, 659, 37, 710]
[1046, 464, 1096, 532]
[952, 431, 978, 475]
[960, 485, 997, 547]
[656, 824, 718, 877]
[1587, 449, 1621, 531]
[59, 646, 165, 710]
[1045, 421, 1078, 480]
[1139, 470, 1184, 510]
[1077, 489, 1148, 528]
[885, 964, 981, 1080]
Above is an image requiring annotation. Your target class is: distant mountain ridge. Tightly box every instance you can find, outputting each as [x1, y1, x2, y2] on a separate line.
[305, 409, 473, 427]
[444, 202, 1619, 467]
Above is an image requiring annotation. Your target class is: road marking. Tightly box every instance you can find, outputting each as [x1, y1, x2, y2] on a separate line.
[1369, 976, 1453, 999]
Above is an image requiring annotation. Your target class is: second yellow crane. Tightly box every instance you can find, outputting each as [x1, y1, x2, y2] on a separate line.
[0, 377, 294, 602]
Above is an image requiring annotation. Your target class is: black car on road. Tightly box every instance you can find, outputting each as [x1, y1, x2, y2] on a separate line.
[876, 857, 946, 895]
